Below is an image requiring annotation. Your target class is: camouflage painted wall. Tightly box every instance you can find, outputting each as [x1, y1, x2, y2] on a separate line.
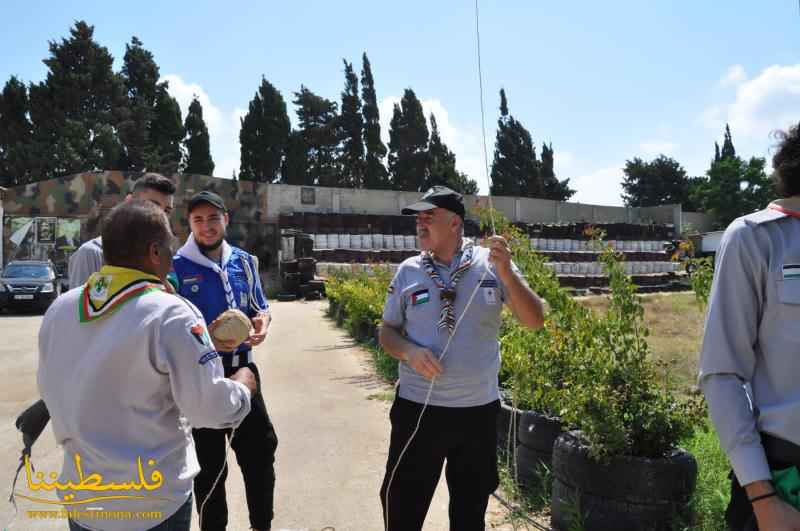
[2, 171, 278, 270]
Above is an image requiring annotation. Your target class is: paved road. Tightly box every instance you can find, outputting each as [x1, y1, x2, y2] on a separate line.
[0, 300, 513, 531]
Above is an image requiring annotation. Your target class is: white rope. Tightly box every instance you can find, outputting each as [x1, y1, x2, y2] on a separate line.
[197, 427, 238, 531]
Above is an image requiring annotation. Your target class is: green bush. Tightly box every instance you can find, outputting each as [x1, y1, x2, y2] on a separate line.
[478, 206, 705, 459]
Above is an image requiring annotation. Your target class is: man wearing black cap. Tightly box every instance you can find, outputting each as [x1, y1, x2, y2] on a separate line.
[379, 186, 544, 530]
[171, 191, 277, 531]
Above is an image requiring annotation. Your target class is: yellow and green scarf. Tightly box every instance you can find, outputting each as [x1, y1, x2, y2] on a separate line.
[79, 266, 166, 323]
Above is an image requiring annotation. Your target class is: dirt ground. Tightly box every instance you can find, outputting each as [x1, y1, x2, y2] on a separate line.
[0, 300, 523, 531]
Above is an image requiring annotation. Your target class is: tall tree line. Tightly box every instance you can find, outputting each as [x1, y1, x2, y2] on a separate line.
[0, 21, 211, 187]
[3, 21, 571, 200]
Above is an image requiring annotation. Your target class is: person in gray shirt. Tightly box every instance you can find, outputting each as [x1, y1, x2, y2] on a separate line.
[378, 186, 544, 531]
[699, 121, 800, 531]
[68, 173, 176, 289]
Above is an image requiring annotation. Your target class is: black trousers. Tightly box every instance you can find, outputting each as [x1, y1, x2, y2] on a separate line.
[193, 362, 278, 531]
[379, 394, 500, 531]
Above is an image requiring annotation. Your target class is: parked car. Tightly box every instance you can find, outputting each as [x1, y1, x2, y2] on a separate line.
[0, 260, 62, 313]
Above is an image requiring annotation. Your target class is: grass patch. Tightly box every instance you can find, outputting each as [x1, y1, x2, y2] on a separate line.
[362, 341, 399, 383]
[577, 291, 705, 392]
[366, 390, 395, 402]
[680, 419, 730, 531]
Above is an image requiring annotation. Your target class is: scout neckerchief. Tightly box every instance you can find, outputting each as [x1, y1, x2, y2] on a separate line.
[79, 266, 166, 323]
[421, 240, 474, 334]
[768, 197, 800, 219]
[176, 233, 238, 309]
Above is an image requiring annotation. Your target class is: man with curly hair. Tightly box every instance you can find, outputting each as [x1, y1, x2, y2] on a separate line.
[700, 121, 800, 531]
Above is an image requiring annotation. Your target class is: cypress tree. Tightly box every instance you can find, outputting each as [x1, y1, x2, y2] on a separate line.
[490, 89, 539, 196]
[361, 53, 389, 189]
[293, 85, 339, 186]
[338, 60, 365, 188]
[148, 82, 184, 174]
[721, 124, 736, 160]
[239, 77, 290, 182]
[540, 142, 574, 201]
[0, 76, 33, 186]
[117, 36, 160, 171]
[280, 129, 311, 185]
[425, 113, 478, 194]
[387, 88, 428, 191]
[183, 97, 214, 175]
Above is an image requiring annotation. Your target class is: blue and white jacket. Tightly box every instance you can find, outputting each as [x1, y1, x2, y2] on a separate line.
[172, 234, 268, 358]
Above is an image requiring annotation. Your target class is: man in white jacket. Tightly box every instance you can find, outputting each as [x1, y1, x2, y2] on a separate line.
[38, 200, 255, 531]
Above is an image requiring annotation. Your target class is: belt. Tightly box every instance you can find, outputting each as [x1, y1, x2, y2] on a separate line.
[762, 433, 800, 468]
[220, 349, 253, 369]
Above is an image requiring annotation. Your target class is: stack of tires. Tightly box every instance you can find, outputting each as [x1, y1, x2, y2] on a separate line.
[513, 411, 562, 492]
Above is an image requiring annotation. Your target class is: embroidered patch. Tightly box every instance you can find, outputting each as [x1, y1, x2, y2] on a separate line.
[198, 351, 219, 365]
[411, 289, 430, 306]
[190, 323, 211, 347]
[784, 264, 800, 280]
[480, 278, 498, 288]
[89, 275, 112, 301]
[191, 284, 200, 293]
[182, 274, 203, 285]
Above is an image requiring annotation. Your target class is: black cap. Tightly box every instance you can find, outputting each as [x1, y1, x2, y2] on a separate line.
[187, 191, 226, 213]
[401, 186, 465, 219]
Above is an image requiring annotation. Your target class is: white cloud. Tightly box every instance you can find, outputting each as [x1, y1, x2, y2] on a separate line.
[554, 150, 575, 173]
[568, 165, 625, 207]
[379, 95, 492, 193]
[719, 64, 747, 88]
[639, 141, 678, 157]
[162, 74, 242, 178]
[701, 64, 800, 142]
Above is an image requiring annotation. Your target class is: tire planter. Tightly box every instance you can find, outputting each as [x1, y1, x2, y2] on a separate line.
[514, 444, 552, 491]
[328, 299, 340, 317]
[275, 292, 297, 302]
[551, 431, 697, 531]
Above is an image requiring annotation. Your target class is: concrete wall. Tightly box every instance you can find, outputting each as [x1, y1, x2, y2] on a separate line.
[682, 211, 714, 234]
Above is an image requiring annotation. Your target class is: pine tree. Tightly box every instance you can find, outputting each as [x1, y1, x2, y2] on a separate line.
[148, 82, 184, 174]
[183, 97, 214, 175]
[621, 155, 691, 207]
[361, 53, 389, 189]
[338, 60, 365, 188]
[0, 76, 33, 186]
[721, 124, 736, 159]
[293, 86, 339, 186]
[388, 88, 428, 191]
[117, 36, 160, 171]
[28, 21, 123, 179]
[490, 89, 539, 197]
[239, 77, 290, 182]
[425, 113, 478, 194]
[540, 143, 575, 200]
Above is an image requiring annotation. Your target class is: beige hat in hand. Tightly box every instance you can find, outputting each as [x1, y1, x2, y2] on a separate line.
[210, 309, 252, 346]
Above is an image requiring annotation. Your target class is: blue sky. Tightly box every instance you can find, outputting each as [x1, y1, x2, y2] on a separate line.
[2, 1, 799, 205]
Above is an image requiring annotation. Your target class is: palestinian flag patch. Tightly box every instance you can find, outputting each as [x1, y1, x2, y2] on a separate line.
[784, 264, 800, 280]
[190, 323, 212, 347]
[411, 289, 430, 306]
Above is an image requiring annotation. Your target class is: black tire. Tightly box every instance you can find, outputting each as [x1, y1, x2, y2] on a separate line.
[517, 410, 562, 452]
[513, 444, 551, 491]
[304, 291, 321, 301]
[276, 292, 297, 302]
[550, 431, 697, 531]
[552, 478, 692, 531]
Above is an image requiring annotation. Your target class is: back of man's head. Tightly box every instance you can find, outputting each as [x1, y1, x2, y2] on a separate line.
[132, 173, 176, 196]
[774, 122, 800, 198]
[103, 200, 173, 268]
